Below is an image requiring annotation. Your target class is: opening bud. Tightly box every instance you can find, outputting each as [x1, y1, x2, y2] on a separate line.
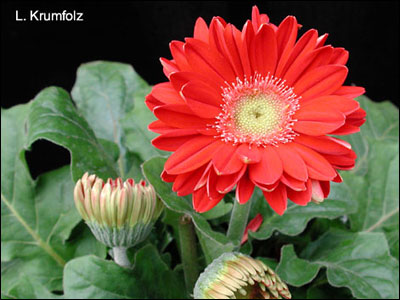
[194, 252, 291, 299]
[74, 173, 163, 248]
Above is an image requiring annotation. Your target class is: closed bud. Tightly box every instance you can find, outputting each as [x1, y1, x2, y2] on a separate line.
[74, 173, 163, 248]
[194, 253, 291, 299]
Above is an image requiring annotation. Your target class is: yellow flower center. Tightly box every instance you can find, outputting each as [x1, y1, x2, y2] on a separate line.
[214, 74, 300, 147]
[233, 94, 285, 137]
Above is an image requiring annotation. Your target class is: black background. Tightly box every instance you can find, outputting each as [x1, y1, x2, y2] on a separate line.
[1, 0, 399, 177]
[1, 0, 399, 107]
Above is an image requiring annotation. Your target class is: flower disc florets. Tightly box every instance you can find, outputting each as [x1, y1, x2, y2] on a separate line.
[215, 74, 300, 147]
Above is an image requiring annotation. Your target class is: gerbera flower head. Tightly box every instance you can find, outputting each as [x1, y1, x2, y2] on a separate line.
[146, 6, 366, 215]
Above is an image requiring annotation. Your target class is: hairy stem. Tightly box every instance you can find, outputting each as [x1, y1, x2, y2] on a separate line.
[112, 246, 131, 268]
[178, 214, 200, 294]
[227, 199, 252, 248]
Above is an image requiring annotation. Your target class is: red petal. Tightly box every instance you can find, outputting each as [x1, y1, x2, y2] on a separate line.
[145, 94, 163, 111]
[208, 18, 241, 78]
[152, 129, 199, 151]
[251, 5, 270, 31]
[151, 82, 184, 105]
[180, 81, 222, 118]
[148, 120, 176, 134]
[216, 165, 247, 194]
[263, 183, 288, 215]
[207, 167, 223, 199]
[281, 173, 306, 191]
[275, 16, 298, 76]
[301, 46, 334, 75]
[301, 95, 360, 114]
[241, 213, 263, 245]
[161, 170, 177, 183]
[279, 29, 318, 79]
[236, 144, 261, 164]
[169, 71, 221, 93]
[173, 164, 208, 196]
[184, 38, 236, 85]
[323, 150, 356, 167]
[250, 24, 278, 76]
[212, 143, 244, 175]
[333, 86, 365, 98]
[195, 162, 213, 191]
[329, 48, 349, 65]
[291, 143, 337, 181]
[249, 146, 283, 185]
[160, 57, 179, 77]
[287, 179, 312, 205]
[256, 181, 279, 192]
[275, 144, 308, 181]
[294, 65, 348, 101]
[165, 136, 222, 174]
[239, 20, 254, 77]
[236, 171, 255, 204]
[284, 45, 332, 86]
[331, 123, 361, 135]
[333, 171, 343, 183]
[294, 135, 352, 155]
[293, 104, 345, 136]
[316, 33, 329, 48]
[194, 17, 209, 43]
[170, 41, 191, 72]
[223, 24, 245, 78]
[154, 104, 213, 129]
[320, 181, 330, 198]
[193, 185, 224, 213]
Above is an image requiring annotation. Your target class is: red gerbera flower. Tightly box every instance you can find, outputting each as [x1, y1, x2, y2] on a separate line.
[146, 6, 366, 215]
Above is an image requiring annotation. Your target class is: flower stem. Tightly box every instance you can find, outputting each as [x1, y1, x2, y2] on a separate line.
[112, 246, 131, 268]
[227, 199, 252, 248]
[178, 214, 199, 294]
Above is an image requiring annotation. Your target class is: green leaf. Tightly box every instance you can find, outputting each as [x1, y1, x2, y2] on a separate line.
[26, 86, 119, 181]
[202, 200, 233, 220]
[276, 245, 320, 287]
[63, 255, 139, 299]
[63, 244, 187, 299]
[71, 61, 141, 144]
[249, 182, 357, 240]
[1, 102, 108, 298]
[1, 103, 85, 296]
[142, 156, 192, 213]
[142, 156, 235, 264]
[294, 230, 398, 299]
[71, 61, 156, 179]
[338, 96, 400, 259]
[306, 284, 354, 299]
[342, 96, 399, 176]
[1, 166, 84, 296]
[120, 86, 166, 162]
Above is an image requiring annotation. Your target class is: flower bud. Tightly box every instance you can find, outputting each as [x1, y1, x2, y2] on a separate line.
[74, 173, 163, 248]
[194, 252, 291, 299]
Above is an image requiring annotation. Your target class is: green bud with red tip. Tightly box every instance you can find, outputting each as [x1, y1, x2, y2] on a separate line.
[74, 172, 163, 248]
